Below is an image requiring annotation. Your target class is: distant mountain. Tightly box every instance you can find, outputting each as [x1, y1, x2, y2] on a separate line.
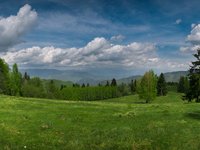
[20, 68, 188, 85]
[114, 71, 188, 85]
[163, 71, 188, 82]
[20, 69, 96, 82]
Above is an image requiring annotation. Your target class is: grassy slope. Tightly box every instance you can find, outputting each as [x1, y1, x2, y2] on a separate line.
[0, 92, 200, 150]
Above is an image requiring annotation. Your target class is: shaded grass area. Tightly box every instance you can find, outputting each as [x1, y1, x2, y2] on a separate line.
[0, 92, 200, 149]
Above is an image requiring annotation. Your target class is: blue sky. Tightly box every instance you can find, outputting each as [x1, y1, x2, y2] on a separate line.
[0, 0, 199, 77]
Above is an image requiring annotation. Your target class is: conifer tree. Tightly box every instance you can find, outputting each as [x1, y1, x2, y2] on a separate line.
[184, 49, 200, 102]
[111, 78, 117, 86]
[130, 79, 137, 94]
[105, 81, 110, 86]
[157, 73, 167, 96]
[178, 76, 189, 93]
[82, 83, 85, 88]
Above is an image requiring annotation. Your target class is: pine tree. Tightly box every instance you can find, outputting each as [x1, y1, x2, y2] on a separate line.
[111, 78, 117, 86]
[105, 81, 110, 86]
[82, 83, 85, 88]
[157, 73, 167, 96]
[130, 79, 137, 94]
[23, 72, 30, 81]
[178, 76, 189, 93]
[184, 49, 200, 102]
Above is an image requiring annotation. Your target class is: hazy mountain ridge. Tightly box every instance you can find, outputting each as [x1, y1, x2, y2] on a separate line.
[20, 69, 188, 85]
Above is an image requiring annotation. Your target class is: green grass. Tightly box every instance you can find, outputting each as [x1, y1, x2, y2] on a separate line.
[0, 92, 200, 149]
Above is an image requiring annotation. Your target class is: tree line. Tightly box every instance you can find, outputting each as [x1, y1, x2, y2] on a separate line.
[0, 58, 170, 102]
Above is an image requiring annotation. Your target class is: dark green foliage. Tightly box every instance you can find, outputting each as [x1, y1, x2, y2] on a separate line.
[60, 84, 66, 90]
[129, 80, 137, 94]
[118, 83, 130, 96]
[46, 80, 58, 99]
[157, 73, 167, 96]
[21, 77, 46, 98]
[82, 83, 85, 88]
[166, 82, 178, 92]
[23, 72, 30, 81]
[0, 58, 10, 94]
[105, 81, 110, 86]
[59, 86, 118, 101]
[183, 49, 200, 102]
[111, 78, 117, 86]
[73, 83, 80, 87]
[177, 76, 189, 93]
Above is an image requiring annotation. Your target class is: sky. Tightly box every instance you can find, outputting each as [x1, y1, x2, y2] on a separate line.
[0, 0, 200, 77]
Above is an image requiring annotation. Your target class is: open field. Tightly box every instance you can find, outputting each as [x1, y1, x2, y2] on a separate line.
[0, 92, 200, 150]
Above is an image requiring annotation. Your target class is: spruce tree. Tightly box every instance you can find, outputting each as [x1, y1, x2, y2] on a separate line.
[105, 81, 110, 86]
[184, 49, 200, 102]
[130, 79, 137, 94]
[178, 76, 189, 93]
[111, 78, 117, 86]
[82, 83, 85, 88]
[157, 73, 167, 96]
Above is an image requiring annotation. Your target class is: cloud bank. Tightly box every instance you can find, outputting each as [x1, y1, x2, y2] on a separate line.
[0, 4, 37, 51]
[1, 37, 157, 68]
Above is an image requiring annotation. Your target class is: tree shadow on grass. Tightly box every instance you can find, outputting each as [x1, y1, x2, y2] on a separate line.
[185, 111, 200, 120]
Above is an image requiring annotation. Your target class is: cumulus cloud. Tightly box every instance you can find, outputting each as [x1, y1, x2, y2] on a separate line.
[1, 37, 160, 69]
[0, 4, 37, 51]
[187, 24, 200, 44]
[180, 24, 200, 53]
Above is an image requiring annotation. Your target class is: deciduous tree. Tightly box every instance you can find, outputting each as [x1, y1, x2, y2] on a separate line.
[138, 70, 157, 103]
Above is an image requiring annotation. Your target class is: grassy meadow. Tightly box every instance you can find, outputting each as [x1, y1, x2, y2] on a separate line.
[0, 92, 200, 150]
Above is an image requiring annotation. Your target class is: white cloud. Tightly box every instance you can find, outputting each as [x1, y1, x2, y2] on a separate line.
[0, 36, 190, 73]
[1, 37, 159, 69]
[180, 45, 200, 52]
[191, 23, 196, 28]
[180, 23, 200, 53]
[110, 35, 125, 42]
[0, 4, 37, 51]
[187, 24, 200, 44]
[175, 19, 182, 24]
